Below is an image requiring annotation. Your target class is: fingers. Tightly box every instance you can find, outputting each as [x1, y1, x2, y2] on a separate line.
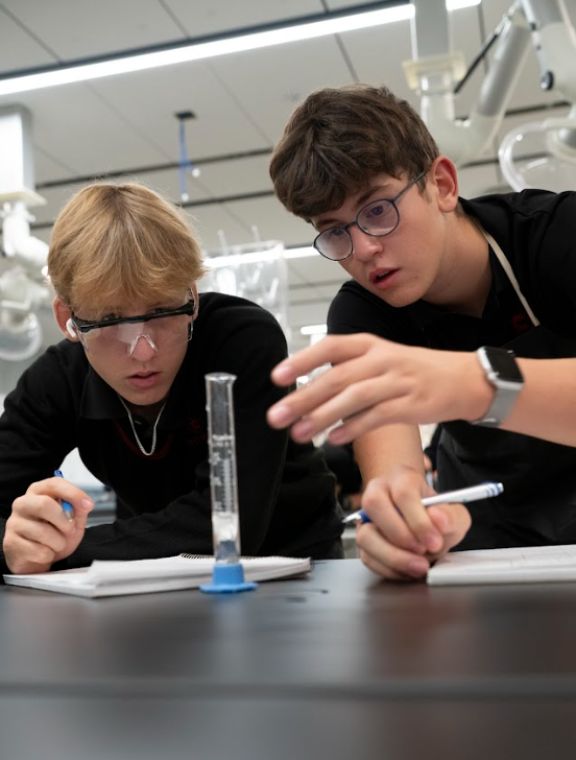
[362, 475, 443, 555]
[269, 348, 389, 441]
[356, 524, 430, 580]
[354, 479, 435, 581]
[272, 377, 389, 443]
[269, 337, 481, 442]
[268, 335, 379, 431]
[267, 372, 346, 437]
[28, 476, 94, 522]
[26, 477, 95, 539]
[352, 471, 468, 582]
[271, 334, 373, 387]
[3, 479, 94, 574]
[360, 491, 427, 555]
[12, 490, 76, 534]
[426, 504, 472, 554]
[268, 361, 362, 434]
[8, 503, 70, 550]
[355, 503, 473, 582]
[4, 496, 69, 574]
[4, 505, 69, 574]
[326, 398, 396, 445]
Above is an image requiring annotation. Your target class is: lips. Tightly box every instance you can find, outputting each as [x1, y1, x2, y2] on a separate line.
[127, 371, 160, 389]
[369, 268, 399, 286]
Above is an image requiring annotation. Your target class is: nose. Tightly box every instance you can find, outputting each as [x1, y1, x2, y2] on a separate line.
[128, 332, 158, 360]
[348, 224, 382, 261]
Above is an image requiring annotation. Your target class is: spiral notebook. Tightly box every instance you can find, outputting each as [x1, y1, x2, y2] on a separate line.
[3, 554, 311, 598]
[427, 544, 576, 586]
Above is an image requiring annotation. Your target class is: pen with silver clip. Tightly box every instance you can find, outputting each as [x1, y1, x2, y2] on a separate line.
[342, 481, 504, 524]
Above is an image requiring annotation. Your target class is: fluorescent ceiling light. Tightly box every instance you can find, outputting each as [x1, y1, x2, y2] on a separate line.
[0, 1, 480, 96]
[205, 246, 316, 267]
[284, 247, 317, 260]
[300, 324, 328, 336]
[205, 249, 282, 267]
[447, 0, 480, 7]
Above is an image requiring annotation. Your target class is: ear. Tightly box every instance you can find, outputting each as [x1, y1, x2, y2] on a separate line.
[52, 297, 79, 341]
[189, 284, 199, 320]
[428, 156, 459, 213]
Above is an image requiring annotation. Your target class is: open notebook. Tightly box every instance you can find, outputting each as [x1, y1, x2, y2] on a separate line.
[427, 544, 576, 586]
[3, 554, 311, 598]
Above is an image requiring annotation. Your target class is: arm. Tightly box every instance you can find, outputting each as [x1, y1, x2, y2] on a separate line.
[268, 334, 576, 447]
[499, 357, 576, 446]
[349, 423, 470, 581]
[0, 346, 93, 574]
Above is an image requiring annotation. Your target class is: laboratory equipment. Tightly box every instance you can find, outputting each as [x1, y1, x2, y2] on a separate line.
[404, 0, 576, 180]
[0, 105, 50, 362]
[200, 372, 256, 593]
[201, 240, 289, 338]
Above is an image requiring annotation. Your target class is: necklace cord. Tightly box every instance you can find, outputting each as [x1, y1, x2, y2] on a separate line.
[117, 396, 167, 456]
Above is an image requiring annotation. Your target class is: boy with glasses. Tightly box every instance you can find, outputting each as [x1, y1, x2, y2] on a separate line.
[0, 182, 343, 575]
[268, 84, 576, 581]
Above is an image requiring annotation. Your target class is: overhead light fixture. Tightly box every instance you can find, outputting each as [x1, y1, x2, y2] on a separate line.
[300, 324, 328, 336]
[205, 245, 316, 268]
[0, 1, 480, 97]
[284, 246, 317, 260]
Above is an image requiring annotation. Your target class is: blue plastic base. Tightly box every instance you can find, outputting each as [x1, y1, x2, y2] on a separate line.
[200, 562, 257, 594]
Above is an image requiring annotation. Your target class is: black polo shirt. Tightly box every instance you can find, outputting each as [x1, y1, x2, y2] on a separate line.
[327, 189, 576, 549]
[328, 190, 576, 350]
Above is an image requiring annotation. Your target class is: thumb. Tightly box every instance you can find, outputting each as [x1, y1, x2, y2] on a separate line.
[427, 503, 472, 552]
[68, 497, 95, 531]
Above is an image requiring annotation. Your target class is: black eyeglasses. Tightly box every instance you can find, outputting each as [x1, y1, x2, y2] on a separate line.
[313, 171, 426, 261]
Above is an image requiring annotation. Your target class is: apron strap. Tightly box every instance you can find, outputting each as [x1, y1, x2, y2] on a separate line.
[481, 229, 540, 327]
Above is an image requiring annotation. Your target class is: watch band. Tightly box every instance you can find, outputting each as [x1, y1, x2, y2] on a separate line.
[472, 346, 524, 428]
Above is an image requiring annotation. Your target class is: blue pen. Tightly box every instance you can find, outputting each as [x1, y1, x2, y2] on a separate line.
[54, 469, 74, 520]
[342, 481, 504, 524]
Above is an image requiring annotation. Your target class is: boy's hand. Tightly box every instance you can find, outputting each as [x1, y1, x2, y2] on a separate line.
[3, 476, 94, 574]
[267, 334, 489, 443]
[353, 469, 471, 581]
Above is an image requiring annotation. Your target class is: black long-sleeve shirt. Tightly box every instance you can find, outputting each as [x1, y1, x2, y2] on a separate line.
[0, 292, 343, 574]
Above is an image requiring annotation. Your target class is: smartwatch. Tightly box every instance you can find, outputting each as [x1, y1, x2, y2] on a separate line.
[472, 346, 524, 427]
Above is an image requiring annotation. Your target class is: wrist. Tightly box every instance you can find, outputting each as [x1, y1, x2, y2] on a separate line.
[465, 352, 496, 422]
[470, 346, 524, 427]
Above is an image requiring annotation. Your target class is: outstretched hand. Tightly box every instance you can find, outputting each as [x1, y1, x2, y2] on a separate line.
[267, 333, 491, 443]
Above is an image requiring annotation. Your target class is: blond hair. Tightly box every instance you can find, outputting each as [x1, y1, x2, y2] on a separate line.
[48, 182, 206, 312]
[270, 84, 438, 220]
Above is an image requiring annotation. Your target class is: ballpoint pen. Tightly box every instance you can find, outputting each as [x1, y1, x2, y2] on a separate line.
[53, 469, 74, 520]
[342, 481, 504, 524]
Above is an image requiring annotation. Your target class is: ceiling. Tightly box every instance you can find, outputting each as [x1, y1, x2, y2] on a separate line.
[0, 0, 574, 355]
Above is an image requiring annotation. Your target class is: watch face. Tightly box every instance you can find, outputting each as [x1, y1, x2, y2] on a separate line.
[486, 348, 524, 383]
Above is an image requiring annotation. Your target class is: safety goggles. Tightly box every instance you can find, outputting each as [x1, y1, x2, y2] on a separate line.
[67, 297, 195, 355]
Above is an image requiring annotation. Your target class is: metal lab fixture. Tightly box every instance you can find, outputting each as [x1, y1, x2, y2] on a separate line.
[405, 0, 576, 189]
[0, 105, 50, 361]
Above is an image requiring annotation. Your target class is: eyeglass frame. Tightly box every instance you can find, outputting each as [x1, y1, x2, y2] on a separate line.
[70, 296, 196, 335]
[312, 170, 427, 262]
